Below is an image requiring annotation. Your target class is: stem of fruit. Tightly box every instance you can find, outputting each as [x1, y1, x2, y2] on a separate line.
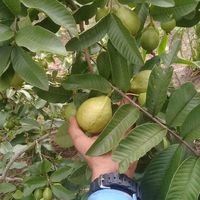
[111, 85, 200, 157]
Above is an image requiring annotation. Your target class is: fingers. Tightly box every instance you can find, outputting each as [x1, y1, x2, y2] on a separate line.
[68, 117, 94, 155]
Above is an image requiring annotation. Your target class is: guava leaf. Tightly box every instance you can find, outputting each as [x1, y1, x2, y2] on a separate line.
[87, 104, 139, 156]
[166, 83, 200, 127]
[113, 123, 167, 173]
[146, 65, 173, 115]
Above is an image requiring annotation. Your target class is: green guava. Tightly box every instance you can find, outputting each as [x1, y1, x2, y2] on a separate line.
[114, 6, 141, 35]
[34, 189, 43, 200]
[130, 70, 151, 94]
[141, 27, 159, 52]
[76, 96, 112, 134]
[161, 19, 176, 33]
[138, 92, 146, 106]
[43, 188, 52, 200]
[95, 7, 109, 21]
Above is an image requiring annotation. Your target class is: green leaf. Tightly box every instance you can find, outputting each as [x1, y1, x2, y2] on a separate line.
[150, 0, 175, 7]
[0, 1, 14, 26]
[11, 47, 49, 91]
[87, 104, 139, 156]
[54, 121, 74, 148]
[50, 166, 73, 182]
[0, 24, 14, 41]
[62, 74, 112, 93]
[51, 184, 75, 200]
[175, 58, 200, 69]
[113, 123, 167, 173]
[66, 15, 108, 51]
[29, 160, 53, 176]
[96, 51, 111, 79]
[150, 0, 199, 21]
[73, 4, 97, 23]
[107, 41, 131, 92]
[141, 145, 185, 200]
[20, 0, 78, 37]
[107, 14, 144, 66]
[146, 65, 173, 115]
[0, 183, 16, 194]
[161, 39, 181, 67]
[0, 66, 14, 92]
[158, 32, 168, 55]
[23, 176, 47, 196]
[166, 83, 200, 127]
[0, 46, 12, 76]
[181, 105, 200, 142]
[16, 26, 66, 56]
[3, 0, 21, 15]
[165, 157, 200, 200]
[34, 86, 72, 103]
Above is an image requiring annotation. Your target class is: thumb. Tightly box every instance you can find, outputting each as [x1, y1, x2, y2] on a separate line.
[68, 117, 94, 155]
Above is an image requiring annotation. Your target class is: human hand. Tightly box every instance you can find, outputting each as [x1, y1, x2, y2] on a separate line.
[68, 117, 138, 181]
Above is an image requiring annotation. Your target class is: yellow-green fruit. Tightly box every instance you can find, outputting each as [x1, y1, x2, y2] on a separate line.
[114, 6, 141, 35]
[10, 73, 24, 89]
[130, 70, 151, 94]
[162, 137, 170, 149]
[138, 92, 146, 106]
[43, 188, 52, 200]
[141, 27, 159, 52]
[95, 7, 109, 21]
[34, 189, 43, 200]
[62, 103, 76, 120]
[76, 96, 112, 134]
[161, 19, 176, 33]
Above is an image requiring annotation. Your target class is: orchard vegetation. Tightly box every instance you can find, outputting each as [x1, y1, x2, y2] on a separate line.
[0, 0, 200, 200]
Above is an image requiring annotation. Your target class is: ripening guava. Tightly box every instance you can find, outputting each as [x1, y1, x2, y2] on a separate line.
[130, 70, 151, 94]
[76, 96, 112, 134]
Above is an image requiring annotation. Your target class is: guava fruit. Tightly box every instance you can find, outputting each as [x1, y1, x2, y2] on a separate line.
[43, 187, 52, 200]
[138, 92, 146, 106]
[141, 27, 159, 52]
[34, 189, 43, 200]
[161, 19, 176, 33]
[130, 70, 151, 94]
[114, 6, 141, 35]
[76, 96, 112, 134]
[95, 7, 109, 21]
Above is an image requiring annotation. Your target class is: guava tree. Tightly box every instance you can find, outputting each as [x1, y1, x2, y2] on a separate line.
[0, 0, 200, 200]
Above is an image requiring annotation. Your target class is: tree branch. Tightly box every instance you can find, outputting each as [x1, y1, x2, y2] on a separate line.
[0, 176, 23, 183]
[1, 133, 50, 181]
[111, 85, 200, 157]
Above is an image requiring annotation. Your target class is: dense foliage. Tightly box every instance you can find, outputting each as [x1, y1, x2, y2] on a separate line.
[0, 0, 200, 199]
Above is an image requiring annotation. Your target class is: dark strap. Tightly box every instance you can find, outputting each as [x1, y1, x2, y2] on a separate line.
[89, 172, 141, 199]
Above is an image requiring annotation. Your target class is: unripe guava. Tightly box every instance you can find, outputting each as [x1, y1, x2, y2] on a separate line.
[138, 92, 146, 106]
[130, 70, 151, 94]
[141, 27, 159, 52]
[43, 188, 52, 200]
[76, 96, 112, 134]
[34, 189, 43, 200]
[62, 103, 76, 120]
[10, 73, 24, 89]
[95, 7, 109, 21]
[161, 19, 176, 33]
[114, 6, 141, 35]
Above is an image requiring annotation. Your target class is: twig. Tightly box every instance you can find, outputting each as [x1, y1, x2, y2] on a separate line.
[111, 85, 200, 157]
[1, 133, 50, 181]
[0, 176, 23, 183]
